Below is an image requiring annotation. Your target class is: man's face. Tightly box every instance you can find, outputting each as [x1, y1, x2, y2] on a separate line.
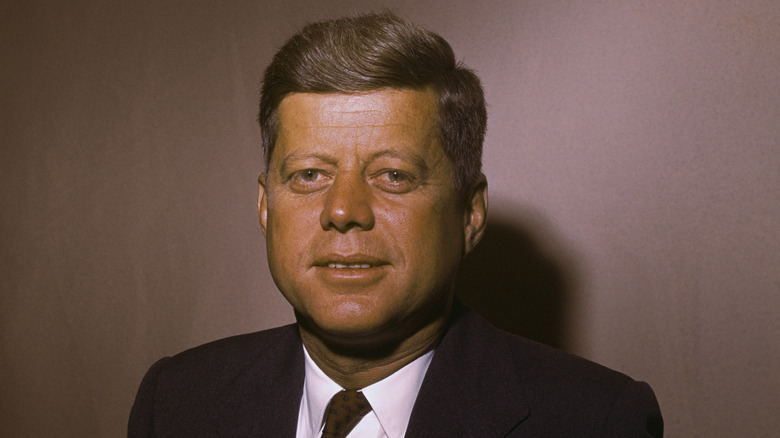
[259, 88, 485, 348]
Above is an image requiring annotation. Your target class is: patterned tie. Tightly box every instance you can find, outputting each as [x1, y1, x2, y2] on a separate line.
[320, 389, 373, 438]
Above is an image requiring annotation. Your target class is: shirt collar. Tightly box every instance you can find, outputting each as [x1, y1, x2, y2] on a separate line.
[300, 345, 434, 438]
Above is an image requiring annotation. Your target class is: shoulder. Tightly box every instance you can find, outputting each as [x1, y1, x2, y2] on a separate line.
[434, 309, 663, 436]
[128, 324, 304, 437]
[501, 331, 663, 436]
[448, 308, 647, 390]
[145, 324, 300, 389]
[500, 326, 653, 407]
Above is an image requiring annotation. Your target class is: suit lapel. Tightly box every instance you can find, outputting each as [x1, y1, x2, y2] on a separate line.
[207, 324, 305, 438]
[406, 308, 530, 437]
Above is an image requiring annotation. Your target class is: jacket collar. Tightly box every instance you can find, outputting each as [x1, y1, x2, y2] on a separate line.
[207, 324, 305, 438]
[406, 306, 530, 437]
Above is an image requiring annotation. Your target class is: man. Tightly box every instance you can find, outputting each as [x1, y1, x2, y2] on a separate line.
[129, 12, 663, 437]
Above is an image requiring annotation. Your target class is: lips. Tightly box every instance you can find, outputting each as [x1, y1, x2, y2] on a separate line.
[327, 263, 374, 269]
[314, 253, 389, 269]
[311, 254, 390, 286]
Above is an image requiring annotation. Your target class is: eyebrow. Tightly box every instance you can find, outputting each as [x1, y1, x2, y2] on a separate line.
[278, 149, 431, 175]
[277, 152, 334, 175]
[365, 150, 430, 174]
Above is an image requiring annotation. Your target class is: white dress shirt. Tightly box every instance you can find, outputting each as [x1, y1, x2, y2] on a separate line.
[295, 346, 434, 438]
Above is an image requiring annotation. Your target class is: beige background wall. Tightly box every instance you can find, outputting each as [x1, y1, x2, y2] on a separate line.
[2, 1, 778, 436]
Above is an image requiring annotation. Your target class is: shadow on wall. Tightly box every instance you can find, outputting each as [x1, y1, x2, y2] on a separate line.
[455, 213, 575, 351]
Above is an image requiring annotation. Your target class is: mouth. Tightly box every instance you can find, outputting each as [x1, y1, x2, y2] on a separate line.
[326, 263, 375, 269]
[312, 254, 390, 285]
[314, 253, 388, 269]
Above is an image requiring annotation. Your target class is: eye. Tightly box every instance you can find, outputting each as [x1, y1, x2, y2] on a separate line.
[288, 169, 330, 193]
[298, 169, 320, 182]
[386, 170, 407, 183]
[372, 169, 416, 193]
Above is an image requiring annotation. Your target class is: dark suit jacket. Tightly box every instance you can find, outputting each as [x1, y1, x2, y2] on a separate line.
[129, 308, 663, 437]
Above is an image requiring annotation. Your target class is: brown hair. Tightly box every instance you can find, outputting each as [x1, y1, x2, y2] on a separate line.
[259, 11, 486, 192]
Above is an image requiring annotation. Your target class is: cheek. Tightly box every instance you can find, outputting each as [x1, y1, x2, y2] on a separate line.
[269, 193, 320, 229]
[266, 199, 319, 263]
[380, 200, 463, 259]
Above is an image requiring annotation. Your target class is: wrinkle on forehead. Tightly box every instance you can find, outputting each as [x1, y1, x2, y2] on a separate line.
[294, 123, 412, 130]
[279, 89, 436, 129]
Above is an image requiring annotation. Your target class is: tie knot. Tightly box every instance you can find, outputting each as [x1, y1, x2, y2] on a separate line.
[321, 390, 373, 438]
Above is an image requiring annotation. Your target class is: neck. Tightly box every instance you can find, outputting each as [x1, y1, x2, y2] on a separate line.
[298, 310, 450, 390]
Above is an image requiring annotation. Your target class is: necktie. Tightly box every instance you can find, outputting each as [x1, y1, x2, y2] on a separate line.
[320, 389, 373, 438]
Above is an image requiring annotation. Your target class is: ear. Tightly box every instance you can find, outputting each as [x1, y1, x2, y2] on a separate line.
[462, 174, 488, 255]
[258, 173, 268, 236]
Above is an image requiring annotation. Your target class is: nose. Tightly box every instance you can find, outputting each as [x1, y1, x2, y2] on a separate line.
[320, 171, 375, 232]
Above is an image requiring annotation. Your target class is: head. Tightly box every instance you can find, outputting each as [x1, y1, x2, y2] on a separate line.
[259, 11, 487, 195]
[257, 12, 488, 354]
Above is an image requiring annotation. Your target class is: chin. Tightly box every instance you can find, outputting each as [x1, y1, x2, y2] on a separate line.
[317, 309, 387, 337]
[300, 306, 401, 347]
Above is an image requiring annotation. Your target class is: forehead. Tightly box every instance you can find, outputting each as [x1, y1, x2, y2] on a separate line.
[279, 88, 436, 126]
[275, 89, 438, 151]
